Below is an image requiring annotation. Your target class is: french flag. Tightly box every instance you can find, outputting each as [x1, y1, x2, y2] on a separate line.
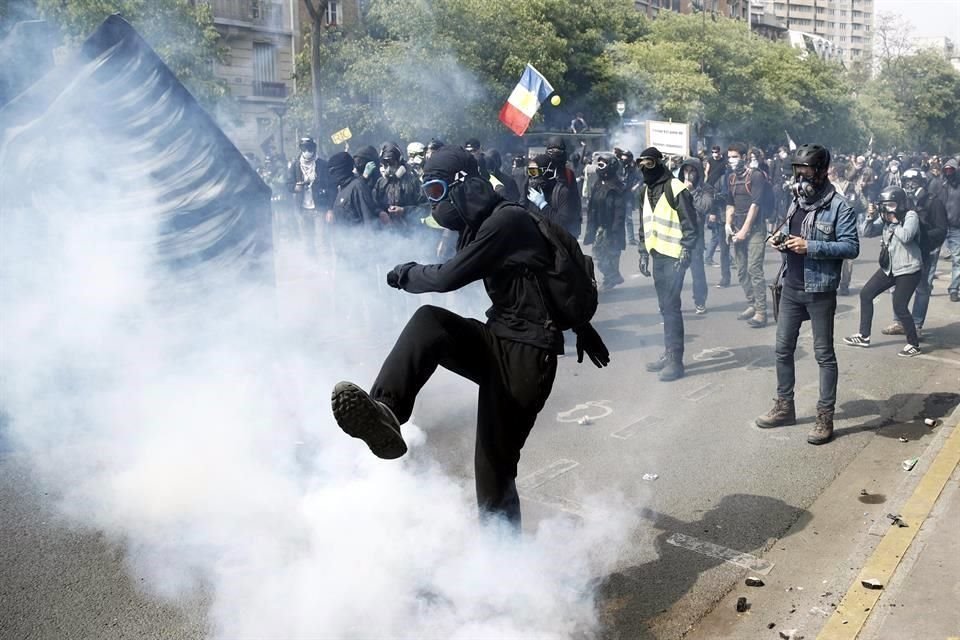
[498, 64, 554, 137]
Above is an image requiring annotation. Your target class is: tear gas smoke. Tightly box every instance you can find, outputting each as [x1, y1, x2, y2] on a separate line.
[0, 18, 639, 640]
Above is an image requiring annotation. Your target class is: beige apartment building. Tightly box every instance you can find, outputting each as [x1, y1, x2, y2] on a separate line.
[208, 0, 298, 160]
[762, 0, 874, 66]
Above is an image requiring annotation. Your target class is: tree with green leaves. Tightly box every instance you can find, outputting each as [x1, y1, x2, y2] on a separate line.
[34, 0, 233, 120]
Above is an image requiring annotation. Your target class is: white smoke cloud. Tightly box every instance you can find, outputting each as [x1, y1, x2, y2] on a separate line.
[1, 62, 639, 640]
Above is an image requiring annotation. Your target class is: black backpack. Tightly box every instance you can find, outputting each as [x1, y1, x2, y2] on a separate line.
[525, 210, 598, 331]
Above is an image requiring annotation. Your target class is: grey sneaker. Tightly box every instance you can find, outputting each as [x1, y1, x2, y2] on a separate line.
[331, 381, 407, 459]
[807, 408, 835, 445]
[737, 306, 757, 320]
[695, 304, 707, 315]
[747, 313, 768, 328]
[756, 398, 797, 428]
[881, 322, 904, 335]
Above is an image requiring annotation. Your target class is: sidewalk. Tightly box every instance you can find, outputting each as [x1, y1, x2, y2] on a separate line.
[820, 409, 960, 640]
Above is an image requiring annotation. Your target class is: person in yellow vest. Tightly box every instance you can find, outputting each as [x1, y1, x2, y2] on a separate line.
[636, 147, 700, 381]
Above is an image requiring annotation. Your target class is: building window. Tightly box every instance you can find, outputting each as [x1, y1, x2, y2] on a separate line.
[325, 1, 342, 26]
[253, 42, 285, 98]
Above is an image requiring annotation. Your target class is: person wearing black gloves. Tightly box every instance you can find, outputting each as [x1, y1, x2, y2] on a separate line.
[584, 152, 627, 291]
[373, 142, 426, 232]
[636, 147, 699, 381]
[330, 147, 609, 528]
[526, 140, 583, 239]
[483, 148, 521, 201]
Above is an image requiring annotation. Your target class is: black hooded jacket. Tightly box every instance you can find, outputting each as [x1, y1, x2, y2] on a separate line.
[398, 177, 562, 353]
[679, 158, 715, 227]
[328, 152, 379, 227]
[584, 175, 627, 249]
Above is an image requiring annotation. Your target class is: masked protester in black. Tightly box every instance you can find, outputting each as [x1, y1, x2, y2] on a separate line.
[374, 142, 427, 232]
[330, 147, 609, 529]
[545, 136, 584, 238]
[679, 158, 713, 313]
[525, 152, 582, 239]
[484, 148, 521, 202]
[584, 153, 627, 291]
[636, 147, 699, 381]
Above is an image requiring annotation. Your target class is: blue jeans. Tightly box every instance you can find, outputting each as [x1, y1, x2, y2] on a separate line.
[946, 227, 960, 294]
[688, 225, 708, 307]
[776, 285, 838, 411]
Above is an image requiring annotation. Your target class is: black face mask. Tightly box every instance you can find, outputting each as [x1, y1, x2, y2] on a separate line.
[528, 177, 545, 191]
[640, 163, 665, 183]
[431, 199, 464, 231]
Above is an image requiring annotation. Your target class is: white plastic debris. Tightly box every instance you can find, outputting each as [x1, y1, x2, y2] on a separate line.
[578, 416, 592, 426]
[641, 473, 659, 481]
[898, 436, 909, 443]
[779, 629, 803, 640]
[902, 458, 919, 471]
[861, 578, 883, 590]
[924, 418, 939, 427]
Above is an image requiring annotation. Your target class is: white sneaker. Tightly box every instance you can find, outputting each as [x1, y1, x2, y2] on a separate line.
[843, 334, 871, 347]
[898, 344, 921, 358]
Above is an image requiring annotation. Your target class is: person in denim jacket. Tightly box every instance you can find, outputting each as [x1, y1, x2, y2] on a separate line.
[844, 186, 923, 357]
[756, 144, 860, 446]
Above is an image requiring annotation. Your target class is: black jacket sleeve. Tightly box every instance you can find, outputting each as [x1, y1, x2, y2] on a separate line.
[676, 187, 699, 251]
[926, 197, 948, 249]
[400, 215, 513, 293]
[353, 181, 380, 226]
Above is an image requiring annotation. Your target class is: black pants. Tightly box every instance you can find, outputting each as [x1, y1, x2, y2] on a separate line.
[858, 269, 922, 347]
[776, 286, 838, 410]
[652, 252, 686, 358]
[371, 305, 557, 527]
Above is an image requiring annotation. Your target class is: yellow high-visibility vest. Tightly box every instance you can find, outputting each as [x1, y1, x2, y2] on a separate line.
[642, 178, 687, 259]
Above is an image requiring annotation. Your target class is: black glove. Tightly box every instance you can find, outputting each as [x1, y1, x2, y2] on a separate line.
[574, 323, 610, 368]
[676, 248, 691, 271]
[386, 262, 416, 289]
[638, 252, 651, 277]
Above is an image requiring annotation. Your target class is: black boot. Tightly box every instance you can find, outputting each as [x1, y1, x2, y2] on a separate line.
[645, 353, 668, 372]
[658, 352, 685, 381]
[331, 381, 407, 459]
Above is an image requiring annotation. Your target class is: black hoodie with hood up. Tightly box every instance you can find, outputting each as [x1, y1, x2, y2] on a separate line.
[396, 147, 562, 353]
[328, 151, 379, 227]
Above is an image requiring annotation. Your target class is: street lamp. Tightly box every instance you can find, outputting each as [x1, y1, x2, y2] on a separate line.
[271, 103, 288, 159]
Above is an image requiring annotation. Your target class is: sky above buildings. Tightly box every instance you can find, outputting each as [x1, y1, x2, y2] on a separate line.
[873, 0, 960, 44]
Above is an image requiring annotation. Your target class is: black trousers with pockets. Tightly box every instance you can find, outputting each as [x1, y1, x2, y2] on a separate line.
[371, 305, 557, 527]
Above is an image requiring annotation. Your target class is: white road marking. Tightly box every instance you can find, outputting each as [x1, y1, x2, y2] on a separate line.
[556, 400, 614, 423]
[612, 415, 664, 439]
[516, 458, 579, 491]
[684, 383, 715, 402]
[520, 491, 584, 516]
[666, 532, 775, 574]
[914, 354, 960, 367]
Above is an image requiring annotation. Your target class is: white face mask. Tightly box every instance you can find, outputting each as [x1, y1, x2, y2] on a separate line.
[749, 159, 759, 169]
[302, 151, 315, 161]
[779, 152, 788, 160]
[729, 157, 741, 170]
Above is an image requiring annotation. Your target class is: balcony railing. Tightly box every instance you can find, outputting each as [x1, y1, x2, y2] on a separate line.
[211, 0, 288, 30]
[253, 81, 287, 98]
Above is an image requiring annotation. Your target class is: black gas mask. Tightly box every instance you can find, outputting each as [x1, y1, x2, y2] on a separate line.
[792, 166, 827, 199]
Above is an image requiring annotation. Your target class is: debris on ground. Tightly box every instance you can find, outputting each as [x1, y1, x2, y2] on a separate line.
[641, 473, 659, 481]
[735, 596, 748, 612]
[745, 576, 765, 587]
[898, 436, 909, 443]
[767, 622, 776, 629]
[810, 606, 830, 617]
[902, 458, 919, 471]
[859, 489, 868, 496]
[924, 418, 939, 427]
[779, 629, 803, 640]
[578, 416, 592, 426]
[886, 513, 908, 528]
[861, 578, 883, 590]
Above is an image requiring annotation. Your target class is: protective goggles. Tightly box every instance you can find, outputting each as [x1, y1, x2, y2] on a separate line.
[637, 158, 657, 169]
[792, 165, 817, 179]
[596, 159, 610, 171]
[880, 201, 899, 213]
[527, 165, 557, 179]
[420, 171, 467, 202]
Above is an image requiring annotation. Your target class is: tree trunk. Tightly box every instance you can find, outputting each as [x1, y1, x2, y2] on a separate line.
[303, 1, 323, 138]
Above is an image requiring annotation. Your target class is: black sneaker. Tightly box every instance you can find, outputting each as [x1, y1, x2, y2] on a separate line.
[898, 344, 921, 358]
[843, 334, 871, 347]
[331, 381, 407, 459]
[951, 291, 960, 302]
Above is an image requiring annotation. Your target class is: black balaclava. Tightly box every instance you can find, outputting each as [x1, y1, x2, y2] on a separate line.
[353, 145, 378, 180]
[530, 153, 555, 192]
[638, 146, 666, 184]
[422, 146, 477, 232]
[328, 151, 355, 187]
[545, 135, 567, 166]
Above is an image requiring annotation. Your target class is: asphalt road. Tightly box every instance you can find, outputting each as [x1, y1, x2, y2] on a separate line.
[2, 227, 958, 640]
